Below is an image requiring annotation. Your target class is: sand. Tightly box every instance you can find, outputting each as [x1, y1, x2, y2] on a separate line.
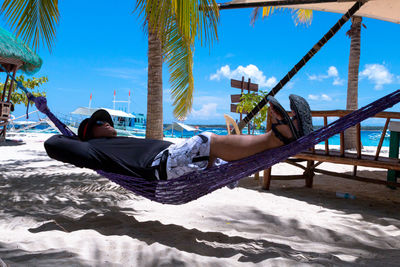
[1, 132, 399, 266]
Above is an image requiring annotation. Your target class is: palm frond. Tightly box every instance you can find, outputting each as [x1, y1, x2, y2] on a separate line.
[163, 18, 194, 119]
[1, 0, 59, 52]
[135, 0, 219, 119]
[292, 9, 313, 26]
[254, 6, 312, 26]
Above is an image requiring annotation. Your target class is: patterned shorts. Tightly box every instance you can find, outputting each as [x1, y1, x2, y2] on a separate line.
[152, 132, 226, 180]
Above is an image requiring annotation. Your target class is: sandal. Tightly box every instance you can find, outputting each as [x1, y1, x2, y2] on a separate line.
[267, 96, 299, 145]
[289, 94, 313, 137]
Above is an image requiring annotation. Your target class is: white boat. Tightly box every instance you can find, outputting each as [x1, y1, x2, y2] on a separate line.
[66, 107, 146, 137]
[7, 110, 56, 133]
[368, 132, 390, 141]
[164, 122, 199, 138]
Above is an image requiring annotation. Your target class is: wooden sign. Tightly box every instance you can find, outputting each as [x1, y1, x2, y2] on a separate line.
[230, 79, 258, 92]
[230, 94, 242, 103]
[231, 104, 248, 114]
[0, 102, 11, 120]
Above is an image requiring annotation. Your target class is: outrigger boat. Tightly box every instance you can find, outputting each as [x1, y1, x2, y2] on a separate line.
[65, 107, 146, 137]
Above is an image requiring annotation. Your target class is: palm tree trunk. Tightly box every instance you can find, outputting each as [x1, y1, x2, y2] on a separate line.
[344, 16, 362, 150]
[146, 29, 164, 140]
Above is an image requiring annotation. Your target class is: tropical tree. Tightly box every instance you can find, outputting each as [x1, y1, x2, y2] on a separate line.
[236, 90, 269, 134]
[0, 75, 48, 106]
[344, 16, 364, 149]
[1, 0, 219, 140]
[135, 1, 219, 139]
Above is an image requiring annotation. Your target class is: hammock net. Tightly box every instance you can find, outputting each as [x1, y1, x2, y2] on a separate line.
[31, 90, 400, 204]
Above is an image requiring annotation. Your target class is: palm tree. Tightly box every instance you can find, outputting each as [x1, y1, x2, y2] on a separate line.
[135, 1, 219, 139]
[1, 0, 219, 140]
[344, 16, 363, 150]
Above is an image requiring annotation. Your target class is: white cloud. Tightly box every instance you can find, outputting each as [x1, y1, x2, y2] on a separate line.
[210, 64, 275, 88]
[333, 77, 345, 86]
[190, 103, 219, 119]
[308, 94, 332, 101]
[359, 64, 394, 90]
[327, 66, 338, 77]
[266, 77, 277, 87]
[307, 66, 344, 86]
[321, 94, 332, 101]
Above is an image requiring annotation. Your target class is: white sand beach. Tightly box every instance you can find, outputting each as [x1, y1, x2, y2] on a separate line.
[1, 132, 400, 266]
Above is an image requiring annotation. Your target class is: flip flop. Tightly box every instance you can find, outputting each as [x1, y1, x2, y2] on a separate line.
[289, 94, 313, 137]
[267, 96, 299, 145]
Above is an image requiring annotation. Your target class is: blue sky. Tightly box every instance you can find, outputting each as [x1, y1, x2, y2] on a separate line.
[6, 0, 400, 126]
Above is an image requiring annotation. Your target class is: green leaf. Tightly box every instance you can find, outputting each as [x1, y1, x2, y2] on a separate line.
[1, 0, 60, 52]
[0, 74, 48, 106]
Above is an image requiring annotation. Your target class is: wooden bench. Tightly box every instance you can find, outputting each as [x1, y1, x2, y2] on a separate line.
[262, 110, 400, 189]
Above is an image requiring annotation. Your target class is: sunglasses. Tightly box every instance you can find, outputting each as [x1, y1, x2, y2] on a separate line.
[95, 120, 109, 126]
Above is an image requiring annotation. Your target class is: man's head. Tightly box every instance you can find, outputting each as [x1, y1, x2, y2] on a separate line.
[78, 109, 117, 141]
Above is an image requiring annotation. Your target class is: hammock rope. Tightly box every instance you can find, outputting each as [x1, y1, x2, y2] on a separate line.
[6, 64, 400, 204]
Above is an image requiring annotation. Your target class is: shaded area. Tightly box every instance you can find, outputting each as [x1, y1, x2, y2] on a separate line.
[0, 242, 88, 267]
[28, 211, 346, 265]
[1, 153, 400, 265]
[0, 139, 25, 147]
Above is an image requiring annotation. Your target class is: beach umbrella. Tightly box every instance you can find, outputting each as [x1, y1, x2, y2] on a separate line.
[220, 0, 400, 24]
[219, 0, 400, 131]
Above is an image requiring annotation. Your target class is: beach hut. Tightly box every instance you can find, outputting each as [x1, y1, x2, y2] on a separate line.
[0, 27, 42, 141]
[165, 122, 198, 138]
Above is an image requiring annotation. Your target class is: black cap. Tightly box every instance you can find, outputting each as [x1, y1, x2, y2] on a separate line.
[78, 109, 114, 141]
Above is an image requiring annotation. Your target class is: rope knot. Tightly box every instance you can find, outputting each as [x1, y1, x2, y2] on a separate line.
[35, 96, 50, 113]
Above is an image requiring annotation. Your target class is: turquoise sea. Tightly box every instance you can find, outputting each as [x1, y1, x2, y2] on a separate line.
[15, 124, 391, 147]
[164, 127, 391, 147]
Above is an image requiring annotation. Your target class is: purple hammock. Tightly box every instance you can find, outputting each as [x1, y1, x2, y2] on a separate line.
[27, 90, 400, 204]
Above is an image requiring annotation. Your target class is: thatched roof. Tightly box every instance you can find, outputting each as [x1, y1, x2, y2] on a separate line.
[0, 27, 42, 74]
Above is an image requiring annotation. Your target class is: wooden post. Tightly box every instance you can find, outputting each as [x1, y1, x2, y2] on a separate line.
[353, 123, 361, 176]
[1, 72, 9, 101]
[6, 66, 17, 102]
[324, 116, 329, 155]
[1, 65, 18, 141]
[305, 160, 314, 188]
[387, 121, 400, 189]
[340, 118, 345, 157]
[230, 77, 258, 135]
[375, 118, 390, 160]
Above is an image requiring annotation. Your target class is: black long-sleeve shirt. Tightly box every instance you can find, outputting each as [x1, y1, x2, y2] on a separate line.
[44, 135, 172, 180]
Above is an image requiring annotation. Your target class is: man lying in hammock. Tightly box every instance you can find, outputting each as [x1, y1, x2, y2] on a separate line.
[45, 95, 312, 181]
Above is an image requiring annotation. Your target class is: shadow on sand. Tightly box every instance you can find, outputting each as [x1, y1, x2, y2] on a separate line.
[1, 157, 400, 266]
